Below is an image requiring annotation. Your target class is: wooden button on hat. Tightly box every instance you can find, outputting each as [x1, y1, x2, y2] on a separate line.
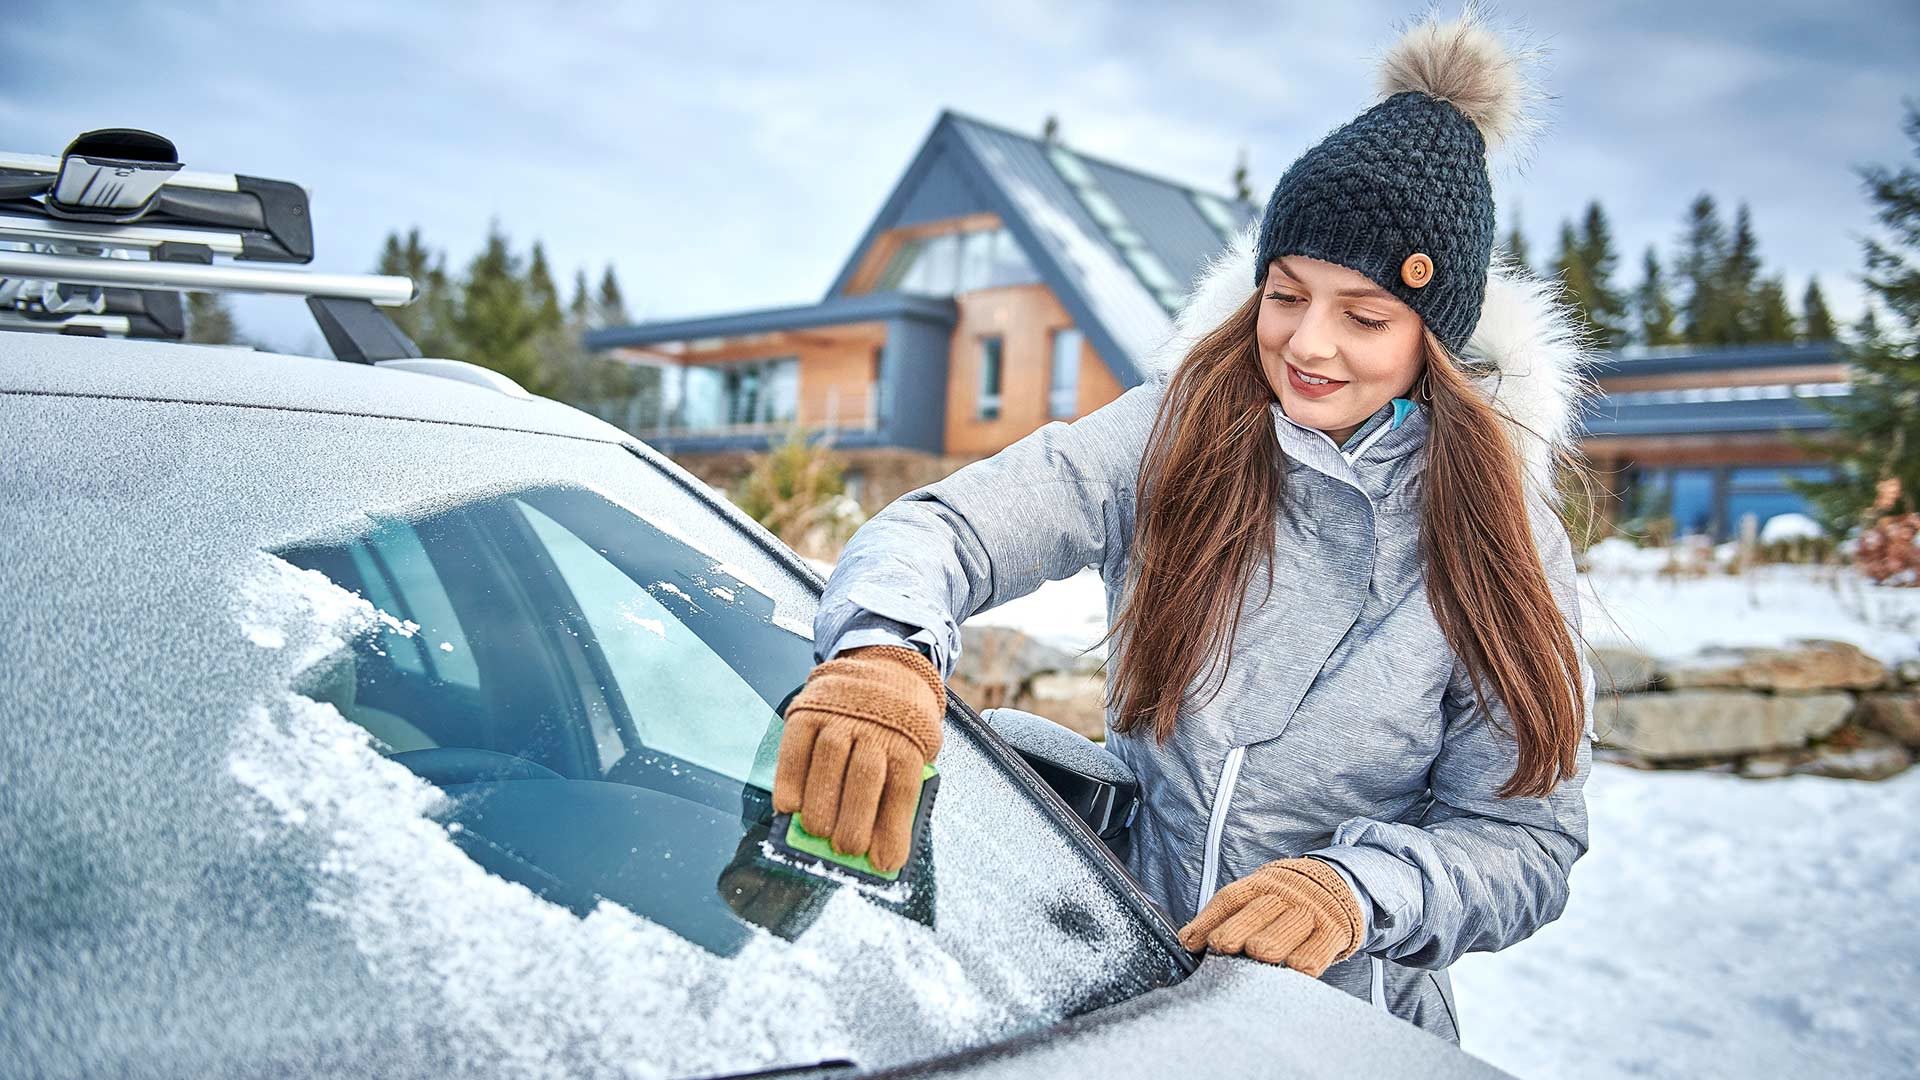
[1401, 252, 1434, 288]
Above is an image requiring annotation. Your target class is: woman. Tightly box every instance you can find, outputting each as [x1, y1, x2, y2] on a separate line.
[772, 9, 1596, 1043]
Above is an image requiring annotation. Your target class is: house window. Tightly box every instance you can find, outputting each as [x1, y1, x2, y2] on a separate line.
[874, 226, 1038, 296]
[1726, 465, 1834, 534]
[977, 336, 1003, 420]
[1049, 327, 1083, 419]
[669, 356, 798, 431]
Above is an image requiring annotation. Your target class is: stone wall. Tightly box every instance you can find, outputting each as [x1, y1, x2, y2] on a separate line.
[1593, 640, 1917, 780]
[953, 626, 1920, 782]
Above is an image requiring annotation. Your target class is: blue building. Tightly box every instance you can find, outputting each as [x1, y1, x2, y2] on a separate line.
[1580, 342, 1843, 539]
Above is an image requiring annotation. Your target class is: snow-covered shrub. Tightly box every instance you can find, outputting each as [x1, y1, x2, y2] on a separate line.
[1855, 512, 1920, 587]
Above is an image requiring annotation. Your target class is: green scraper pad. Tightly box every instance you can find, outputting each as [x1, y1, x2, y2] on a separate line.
[770, 763, 939, 885]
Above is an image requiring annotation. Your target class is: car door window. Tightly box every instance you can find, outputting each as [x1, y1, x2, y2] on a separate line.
[277, 478, 1183, 1074]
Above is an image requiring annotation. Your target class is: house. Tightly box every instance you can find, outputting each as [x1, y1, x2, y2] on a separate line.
[1579, 342, 1843, 540]
[583, 108, 1259, 509]
[586, 108, 1845, 539]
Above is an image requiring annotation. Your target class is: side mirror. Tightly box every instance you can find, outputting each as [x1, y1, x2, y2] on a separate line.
[980, 708, 1138, 862]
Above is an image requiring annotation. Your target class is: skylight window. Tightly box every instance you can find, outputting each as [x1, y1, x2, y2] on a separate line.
[1191, 191, 1243, 242]
[1045, 144, 1187, 313]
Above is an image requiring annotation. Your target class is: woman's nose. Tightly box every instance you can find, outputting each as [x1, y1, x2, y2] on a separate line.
[1288, 304, 1342, 367]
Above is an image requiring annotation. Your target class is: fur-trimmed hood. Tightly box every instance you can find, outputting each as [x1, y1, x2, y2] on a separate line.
[1145, 219, 1597, 494]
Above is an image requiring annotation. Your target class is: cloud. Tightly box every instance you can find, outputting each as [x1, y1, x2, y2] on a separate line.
[4, 0, 1914, 348]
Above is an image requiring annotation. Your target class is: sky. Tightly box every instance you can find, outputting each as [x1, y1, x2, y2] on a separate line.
[3, 0, 1916, 354]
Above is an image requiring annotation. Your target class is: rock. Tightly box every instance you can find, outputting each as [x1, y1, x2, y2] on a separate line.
[947, 675, 1012, 713]
[1662, 640, 1887, 693]
[1896, 658, 1920, 688]
[950, 625, 1110, 739]
[1020, 670, 1109, 741]
[1587, 644, 1659, 695]
[955, 625, 1074, 699]
[1855, 692, 1920, 751]
[1593, 745, 1656, 770]
[1738, 749, 1812, 779]
[1794, 728, 1913, 781]
[1595, 690, 1854, 760]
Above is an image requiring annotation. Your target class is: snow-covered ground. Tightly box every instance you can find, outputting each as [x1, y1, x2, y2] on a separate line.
[1579, 539, 1920, 663]
[1453, 763, 1920, 1079]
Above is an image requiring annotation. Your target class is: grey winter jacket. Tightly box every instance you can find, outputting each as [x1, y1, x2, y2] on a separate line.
[811, 226, 1599, 1043]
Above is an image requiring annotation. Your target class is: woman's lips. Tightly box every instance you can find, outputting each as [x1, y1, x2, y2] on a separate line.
[1286, 361, 1348, 399]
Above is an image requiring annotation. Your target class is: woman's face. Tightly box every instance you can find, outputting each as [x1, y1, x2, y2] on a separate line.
[1254, 255, 1426, 446]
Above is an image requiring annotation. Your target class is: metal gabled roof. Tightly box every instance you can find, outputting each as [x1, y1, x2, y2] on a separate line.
[822, 109, 1260, 388]
[1586, 341, 1845, 378]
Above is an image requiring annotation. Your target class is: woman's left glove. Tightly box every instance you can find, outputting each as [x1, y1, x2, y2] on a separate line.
[1176, 857, 1363, 977]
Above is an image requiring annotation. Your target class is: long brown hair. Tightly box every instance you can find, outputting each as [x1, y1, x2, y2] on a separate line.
[1099, 288, 1586, 799]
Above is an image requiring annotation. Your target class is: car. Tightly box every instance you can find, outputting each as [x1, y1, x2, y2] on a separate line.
[1, 132, 1504, 1080]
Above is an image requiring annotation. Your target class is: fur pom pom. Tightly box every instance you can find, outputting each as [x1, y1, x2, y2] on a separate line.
[1375, 4, 1541, 154]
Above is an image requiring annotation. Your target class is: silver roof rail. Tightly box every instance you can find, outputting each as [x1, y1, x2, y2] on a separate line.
[1, 128, 422, 363]
[0, 249, 413, 305]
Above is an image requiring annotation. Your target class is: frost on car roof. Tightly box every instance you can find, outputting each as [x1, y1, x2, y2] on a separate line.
[1, 391, 1179, 1076]
[0, 331, 630, 444]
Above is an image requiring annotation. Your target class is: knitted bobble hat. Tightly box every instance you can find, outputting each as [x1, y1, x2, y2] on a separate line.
[1253, 6, 1538, 352]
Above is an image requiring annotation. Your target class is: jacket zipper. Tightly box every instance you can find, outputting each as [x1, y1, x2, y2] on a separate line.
[1340, 417, 1396, 464]
[1196, 745, 1247, 906]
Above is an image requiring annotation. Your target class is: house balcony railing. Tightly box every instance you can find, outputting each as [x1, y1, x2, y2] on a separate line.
[586, 384, 883, 446]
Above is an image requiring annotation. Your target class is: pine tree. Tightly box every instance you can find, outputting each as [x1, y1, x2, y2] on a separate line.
[568, 269, 592, 324]
[526, 241, 563, 332]
[451, 220, 548, 392]
[1551, 202, 1627, 347]
[1578, 202, 1628, 346]
[185, 292, 237, 344]
[1723, 203, 1764, 342]
[532, 255, 654, 420]
[1632, 246, 1680, 346]
[1791, 102, 1920, 532]
[1551, 219, 1594, 336]
[374, 227, 458, 357]
[1677, 193, 1731, 344]
[594, 264, 629, 328]
[1752, 274, 1796, 343]
[1231, 147, 1252, 203]
[1802, 276, 1835, 342]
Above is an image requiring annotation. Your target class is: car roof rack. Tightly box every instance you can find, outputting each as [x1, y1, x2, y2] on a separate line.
[0, 129, 421, 363]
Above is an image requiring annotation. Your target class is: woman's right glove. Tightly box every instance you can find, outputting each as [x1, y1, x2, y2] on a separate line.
[771, 644, 945, 873]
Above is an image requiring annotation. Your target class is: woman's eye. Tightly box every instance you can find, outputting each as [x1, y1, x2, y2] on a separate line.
[1267, 292, 1390, 330]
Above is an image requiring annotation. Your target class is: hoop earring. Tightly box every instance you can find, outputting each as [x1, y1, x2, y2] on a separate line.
[1418, 374, 1433, 403]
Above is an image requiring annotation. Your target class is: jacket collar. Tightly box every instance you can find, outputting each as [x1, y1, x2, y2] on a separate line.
[1273, 397, 1429, 500]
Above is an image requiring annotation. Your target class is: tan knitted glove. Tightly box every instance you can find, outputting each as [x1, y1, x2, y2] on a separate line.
[771, 644, 945, 873]
[1176, 858, 1364, 977]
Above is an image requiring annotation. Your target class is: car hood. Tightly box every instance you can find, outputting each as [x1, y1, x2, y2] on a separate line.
[877, 958, 1510, 1080]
